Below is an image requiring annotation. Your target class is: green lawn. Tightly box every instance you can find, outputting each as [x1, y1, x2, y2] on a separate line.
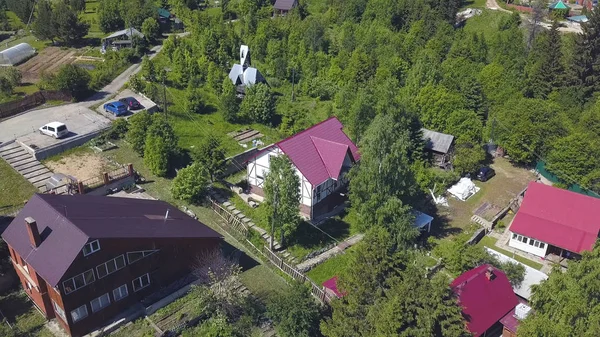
[461, 0, 487, 9]
[239, 264, 289, 301]
[306, 248, 354, 285]
[477, 236, 544, 270]
[229, 194, 353, 260]
[82, 0, 103, 38]
[463, 9, 512, 41]
[0, 290, 54, 337]
[0, 34, 49, 53]
[0, 159, 36, 210]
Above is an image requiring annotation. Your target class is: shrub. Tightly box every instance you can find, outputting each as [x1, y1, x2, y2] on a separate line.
[144, 134, 170, 176]
[239, 83, 275, 125]
[171, 162, 210, 203]
[126, 111, 153, 156]
[53, 64, 91, 100]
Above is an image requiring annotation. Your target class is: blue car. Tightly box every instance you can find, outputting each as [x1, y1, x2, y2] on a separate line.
[103, 101, 128, 116]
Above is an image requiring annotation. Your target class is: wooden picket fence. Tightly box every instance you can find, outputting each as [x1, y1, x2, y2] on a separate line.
[209, 199, 249, 238]
[261, 245, 336, 304]
[208, 197, 337, 305]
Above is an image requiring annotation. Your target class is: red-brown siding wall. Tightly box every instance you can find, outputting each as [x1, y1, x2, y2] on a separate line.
[8, 237, 220, 337]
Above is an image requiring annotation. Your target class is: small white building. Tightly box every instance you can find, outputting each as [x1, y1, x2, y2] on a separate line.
[247, 117, 360, 221]
[508, 182, 600, 259]
[228, 45, 266, 93]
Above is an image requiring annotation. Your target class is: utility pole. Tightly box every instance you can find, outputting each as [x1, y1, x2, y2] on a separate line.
[270, 188, 278, 251]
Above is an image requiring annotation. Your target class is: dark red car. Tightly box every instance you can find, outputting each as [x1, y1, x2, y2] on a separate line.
[119, 97, 142, 110]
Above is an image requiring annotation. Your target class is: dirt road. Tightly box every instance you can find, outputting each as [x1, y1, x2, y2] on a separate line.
[486, 0, 511, 13]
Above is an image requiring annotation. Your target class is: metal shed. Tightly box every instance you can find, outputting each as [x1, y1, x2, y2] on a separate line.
[0, 43, 35, 66]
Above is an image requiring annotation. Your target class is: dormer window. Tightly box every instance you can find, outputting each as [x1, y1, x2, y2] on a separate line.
[82, 240, 100, 256]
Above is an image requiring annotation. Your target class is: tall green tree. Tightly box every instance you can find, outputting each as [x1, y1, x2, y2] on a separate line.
[126, 111, 154, 156]
[240, 83, 275, 125]
[144, 134, 170, 176]
[52, 2, 89, 45]
[546, 132, 600, 187]
[267, 283, 321, 337]
[524, 21, 564, 99]
[5, 0, 34, 23]
[98, 0, 124, 33]
[52, 64, 91, 100]
[69, 0, 86, 12]
[321, 227, 470, 337]
[348, 113, 421, 232]
[263, 155, 300, 247]
[191, 137, 225, 182]
[141, 17, 160, 43]
[220, 78, 238, 122]
[518, 245, 600, 337]
[32, 0, 56, 43]
[569, 6, 600, 102]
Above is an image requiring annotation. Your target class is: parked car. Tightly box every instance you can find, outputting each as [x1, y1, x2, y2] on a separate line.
[476, 167, 496, 182]
[39, 122, 69, 139]
[103, 101, 128, 116]
[119, 97, 142, 110]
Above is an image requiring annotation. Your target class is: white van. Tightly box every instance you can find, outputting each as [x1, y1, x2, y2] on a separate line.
[39, 122, 69, 139]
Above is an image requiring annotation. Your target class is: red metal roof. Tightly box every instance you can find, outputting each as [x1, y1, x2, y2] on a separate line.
[275, 117, 359, 186]
[451, 264, 518, 337]
[323, 276, 345, 297]
[2, 194, 222, 287]
[510, 182, 600, 253]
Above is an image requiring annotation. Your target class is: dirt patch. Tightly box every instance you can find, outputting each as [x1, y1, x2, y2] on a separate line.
[18, 47, 78, 83]
[46, 152, 119, 181]
[438, 157, 536, 233]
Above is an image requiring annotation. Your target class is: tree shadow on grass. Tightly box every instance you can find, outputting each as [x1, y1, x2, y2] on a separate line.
[0, 290, 36, 321]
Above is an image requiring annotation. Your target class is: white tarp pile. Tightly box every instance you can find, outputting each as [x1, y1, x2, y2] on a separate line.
[447, 178, 480, 201]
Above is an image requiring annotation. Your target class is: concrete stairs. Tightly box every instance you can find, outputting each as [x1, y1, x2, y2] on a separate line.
[211, 190, 295, 263]
[0, 142, 52, 190]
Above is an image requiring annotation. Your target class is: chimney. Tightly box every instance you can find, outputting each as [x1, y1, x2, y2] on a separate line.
[25, 217, 41, 248]
[485, 266, 495, 281]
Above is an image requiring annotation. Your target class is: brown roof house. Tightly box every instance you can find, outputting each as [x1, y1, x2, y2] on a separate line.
[2, 194, 222, 337]
[273, 0, 298, 15]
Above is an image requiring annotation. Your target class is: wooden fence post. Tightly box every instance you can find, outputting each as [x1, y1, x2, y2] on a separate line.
[103, 172, 110, 185]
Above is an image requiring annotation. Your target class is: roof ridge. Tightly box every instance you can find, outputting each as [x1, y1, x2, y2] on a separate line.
[276, 116, 341, 147]
[37, 194, 90, 239]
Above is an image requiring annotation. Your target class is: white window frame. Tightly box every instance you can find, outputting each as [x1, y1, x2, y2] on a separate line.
[62, 269, 95, 295]
[96, 255, 126, 279]
[53, 300, 66, 322]
[113, 284, 129, 302]
[70, 304, 88, 323]
[126, 250, 159, 264]
[132, 273, 151, 292]
[90, 293, 111, 313]
[82, 240, 101, 257]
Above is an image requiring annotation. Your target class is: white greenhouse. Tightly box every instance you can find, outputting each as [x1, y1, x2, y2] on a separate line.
[0, 43, 35, 66]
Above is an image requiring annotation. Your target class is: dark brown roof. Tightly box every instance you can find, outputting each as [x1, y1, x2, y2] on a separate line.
[1, 194, 221, 287]
[274, 0, 297, 10]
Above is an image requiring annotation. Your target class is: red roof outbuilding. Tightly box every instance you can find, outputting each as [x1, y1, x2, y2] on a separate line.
[451, 264, 518, 337]
[510, 182, 600, 254]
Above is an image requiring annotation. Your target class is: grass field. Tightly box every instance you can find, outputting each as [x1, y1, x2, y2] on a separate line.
[461, 0, 487, 9]
[0, 290, 54, 337]
[437, 158, 535, 233]
[306, 248, 354, 285]
[82, 0, 103, 38]
[0, 35, 48, 53]
[0, 159, 36, 209]
[477, 236, 544, 270]
[463, 9, 511, 40]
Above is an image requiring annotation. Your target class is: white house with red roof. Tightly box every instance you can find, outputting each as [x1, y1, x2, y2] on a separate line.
[246, 117, 360, 220]
[509, 182, 600, 259]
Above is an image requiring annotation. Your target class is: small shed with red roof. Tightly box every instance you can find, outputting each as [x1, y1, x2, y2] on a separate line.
[451, 264, 520, 337]
[247, 117, 359, 221]
[509, 182, 600, 258]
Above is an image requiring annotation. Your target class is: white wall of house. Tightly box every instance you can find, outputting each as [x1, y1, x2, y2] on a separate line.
[508, 232, 549, 257]
[247, 147, 313, 207]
